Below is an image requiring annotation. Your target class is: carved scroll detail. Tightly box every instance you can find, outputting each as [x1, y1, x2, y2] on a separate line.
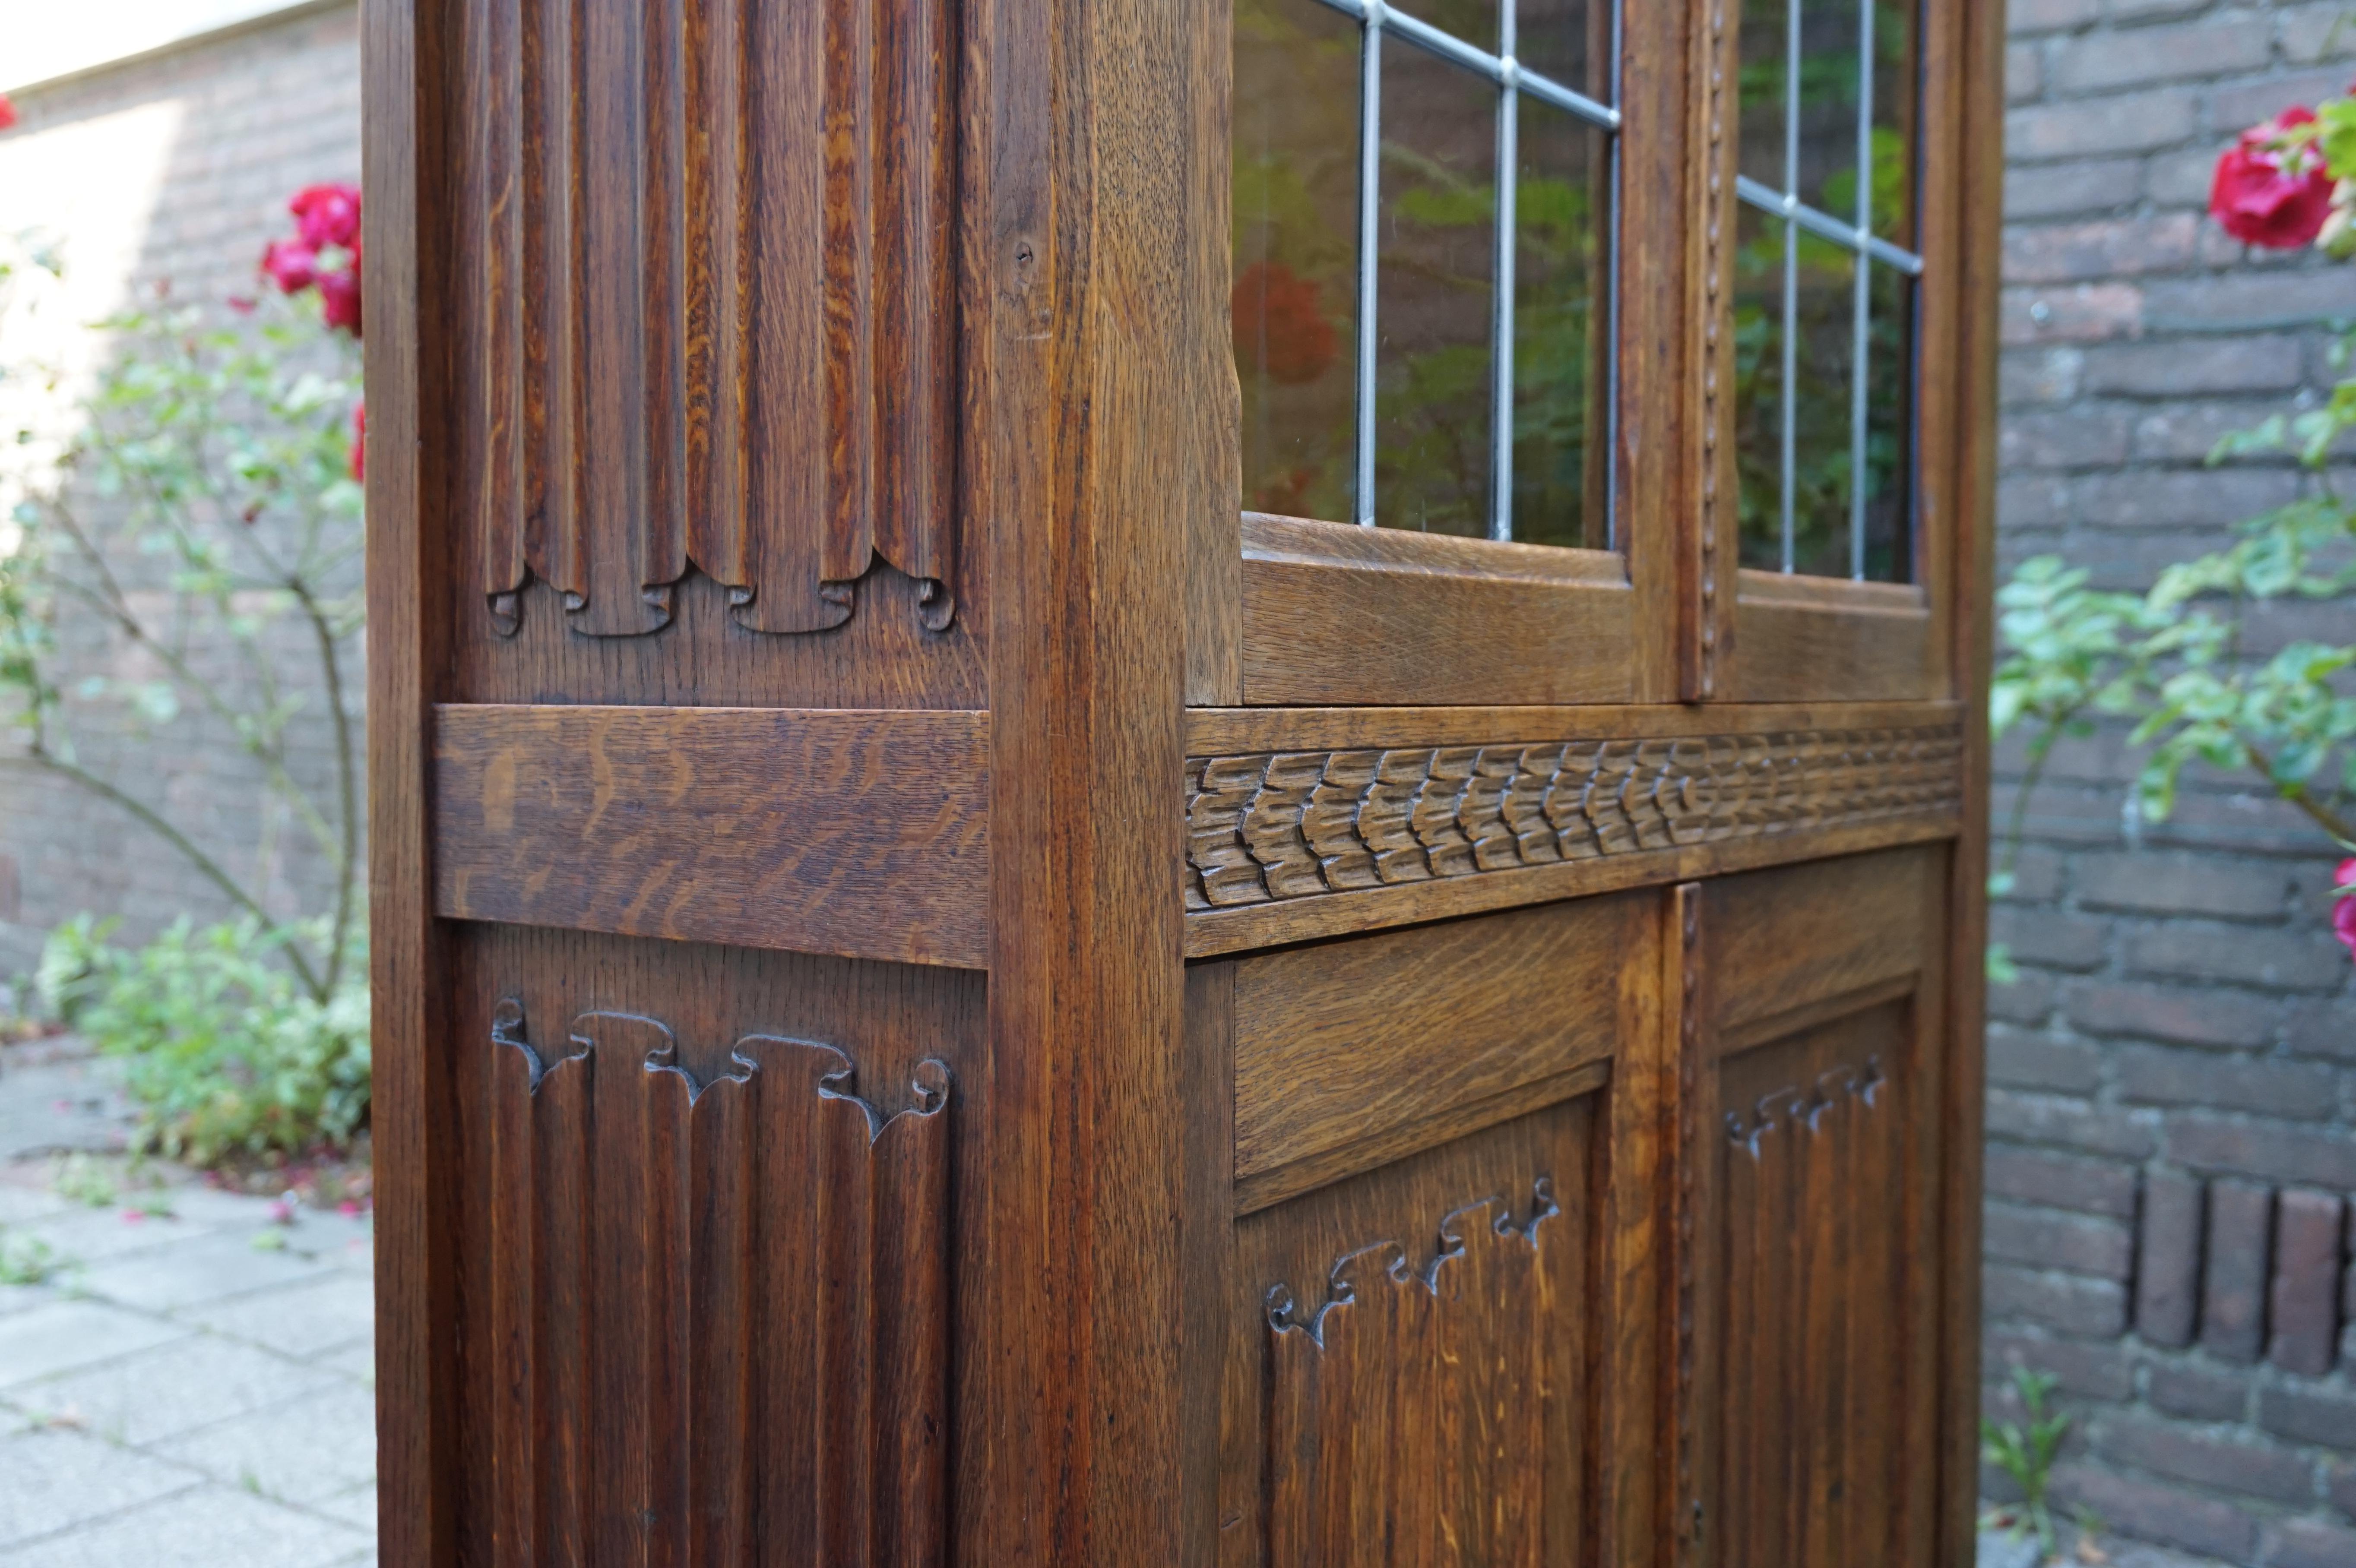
[1186, 724, 1964, 909]
[1263, 1184, 1561, 1567]
[485, 999, 950, 1566]
[458, 0, 958, 640]
[1725, 1053, 1885, 1152]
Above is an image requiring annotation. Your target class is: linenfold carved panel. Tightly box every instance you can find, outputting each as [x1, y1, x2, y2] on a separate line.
[484, 999, 950, 1565]
[1185, 724, 1963, 909]
[456, 0, 958, 639]
[1713, 1018, 1919, 1565]
[1264, 1185, 1561, 1567]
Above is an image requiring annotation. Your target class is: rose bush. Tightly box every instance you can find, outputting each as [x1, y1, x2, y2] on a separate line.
[1996, 87, 2356, 970]
[4, 182, 371, 1165]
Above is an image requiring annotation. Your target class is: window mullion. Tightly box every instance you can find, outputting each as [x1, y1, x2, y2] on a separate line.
[1780, 0, 1801, 574]
[1849, 0, 1875, 580]
[1491, 4, 1519, 542]
[1355, 3, 1384, 528]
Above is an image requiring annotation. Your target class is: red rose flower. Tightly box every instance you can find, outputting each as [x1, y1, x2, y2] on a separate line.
[349, 401, 366, 484]
[289, 183, 361, 251]
[2210, 107, 2334, 249]
[261, 239, 318, 294]
[1232, 261, 1339, 386]
[316, 267, 362, 336]
[0, 96, 18, 133]
[2334, 858, 2356, 964]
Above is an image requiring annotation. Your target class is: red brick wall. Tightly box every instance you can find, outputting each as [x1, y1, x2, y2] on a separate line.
[1994, 3, 2356, 1561]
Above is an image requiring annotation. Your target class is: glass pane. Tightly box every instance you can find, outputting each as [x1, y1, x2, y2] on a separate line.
[1732, 203, 1785, 571]
[1513, 96, 1609, 550]
[1737, 0, 1789, 191]
[1789, 228, 1857, 579]
[1418, 0, 1500, 50]
[1374, 46, 1497, 536]
[1863, 260, 1915, 582]
[1796, 0, 1863, 221]
[1518, 0, 1608, 102]
[1233, 0, 1362, 520]
[1872, 0, 1919, 248]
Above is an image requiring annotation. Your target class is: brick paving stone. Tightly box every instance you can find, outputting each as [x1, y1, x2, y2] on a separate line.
[7, 1335, 337, 1446]
[194, 1272, 376, 1359]
[0, 1302, 188, 1390]
[0, 1428, 201, 1550]
[2202, 1180, 2273, 1364]
[152, 1382, 375, 1504]
[71, 1230, 335, 1314]
[0, 1484, 368, 1568]
[2268, 1188, 2345, 1376]
[310, 1485, 374, 1534]
[8, 1205, 215, 1268]
[2136, 1168, 2203, 1348]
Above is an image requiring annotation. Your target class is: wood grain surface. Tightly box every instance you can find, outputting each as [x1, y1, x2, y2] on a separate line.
[1222, 1101, 1599, 1568]
[1239, 514, 1636, 708]
[431, 705, 988, 967]
[1231, 896, 1644, 1214]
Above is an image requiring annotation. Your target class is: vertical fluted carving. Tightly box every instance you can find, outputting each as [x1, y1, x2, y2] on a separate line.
[461, 0, 958, 640]
[1263, 1186, 1562, 1568]
[486, 999, 950, 1565]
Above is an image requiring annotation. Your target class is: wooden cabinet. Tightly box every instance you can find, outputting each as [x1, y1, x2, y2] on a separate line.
[362, 0, 1999, 1561]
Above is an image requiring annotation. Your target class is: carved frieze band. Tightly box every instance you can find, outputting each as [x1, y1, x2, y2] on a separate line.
[1186, 724, 1963, 910]
[457, 0, 958, 640]
[1264, 1183, 1562, 1566]
[485, 1000, 949, 1565]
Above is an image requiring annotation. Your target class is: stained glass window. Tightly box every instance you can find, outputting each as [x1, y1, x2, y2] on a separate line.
[1732, 0, 1922, 582]
[1234, 0, 1618, 548]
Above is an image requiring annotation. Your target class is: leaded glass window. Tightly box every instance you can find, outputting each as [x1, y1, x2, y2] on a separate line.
[1732, 0, 1922, 582]
[1234, 0, 1620, 548]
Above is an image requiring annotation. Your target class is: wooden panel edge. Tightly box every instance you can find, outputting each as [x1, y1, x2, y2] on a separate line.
[1186, 699, 1961, 756]
[1235, 1058, 1612, 1218]
[1717, 973, 1922, 1060]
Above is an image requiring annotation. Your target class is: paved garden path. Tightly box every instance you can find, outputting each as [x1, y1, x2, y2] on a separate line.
[0, 1043, 376, 1568]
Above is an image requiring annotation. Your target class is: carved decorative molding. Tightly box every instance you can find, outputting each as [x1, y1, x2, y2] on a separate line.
[485, 999, 950, 1564]
[456, 0, 958, 640]
[1263, 1184, 1562, 1566]
[1185, 724, 1963, 910]
[1697, 0, 1732, 700]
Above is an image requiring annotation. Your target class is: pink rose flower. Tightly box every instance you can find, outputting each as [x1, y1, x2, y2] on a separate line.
[288, 182, 361, 251]
[0, 96, 17, 133]
[348, 400, 366, 483]
[261, 239, 318, 294]
[316, 267, 362, 335]
[2211, 107, 2335, 249]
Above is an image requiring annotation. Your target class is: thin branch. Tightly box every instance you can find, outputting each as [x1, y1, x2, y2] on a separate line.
[2241, 737, 2356, 846]
[293, 582, 361, 995]
[0, 749, 325, 999]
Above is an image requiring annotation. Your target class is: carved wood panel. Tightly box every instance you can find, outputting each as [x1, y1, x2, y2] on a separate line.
[1264, 1189, 1561, 1568]
[1185, 723, 1962, 911]
[450, 0, 959, 643]
[1705, 1001, 1936, 1568]
[1223, 1098, 1596, 1568]
[480, 995, 951, 1567]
